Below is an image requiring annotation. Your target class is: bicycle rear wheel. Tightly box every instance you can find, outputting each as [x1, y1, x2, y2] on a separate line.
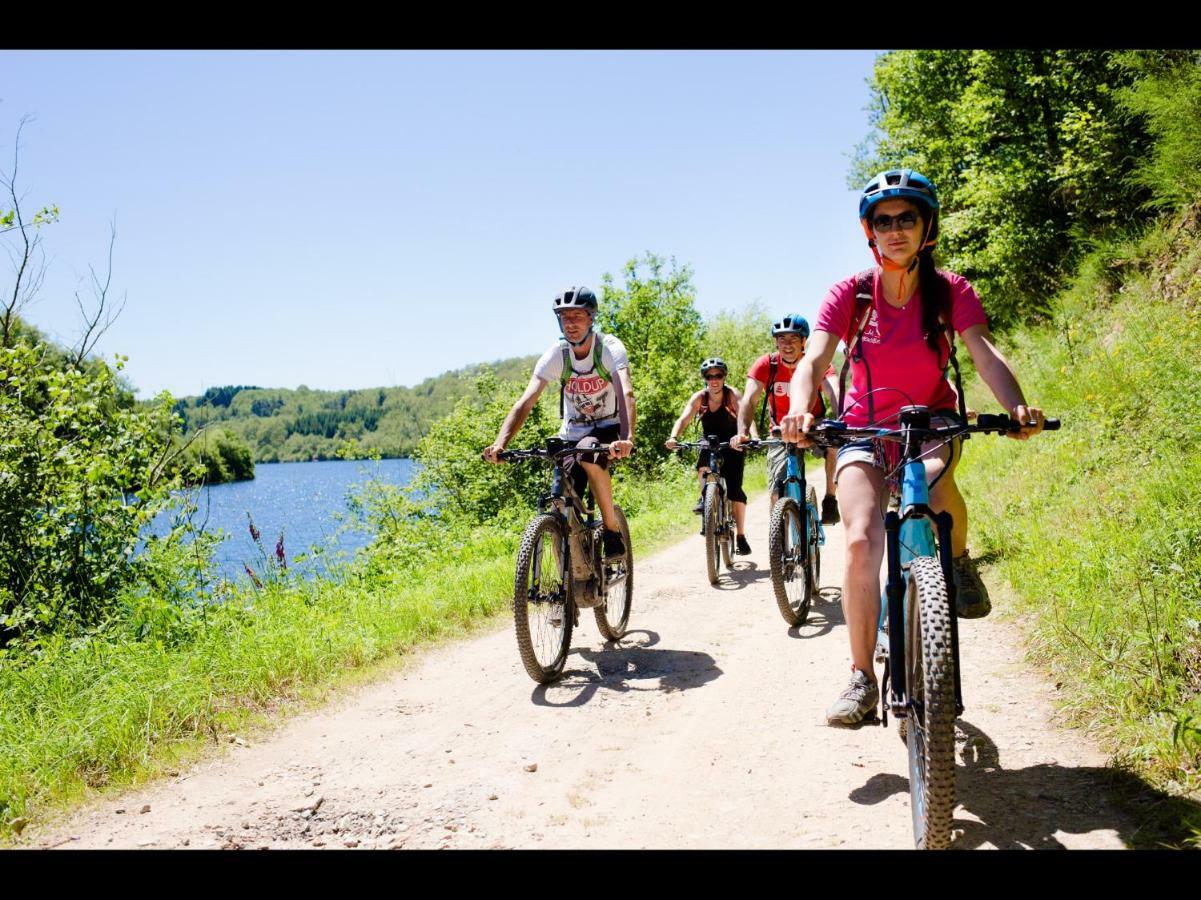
[768, 496, 812, 625]
[905, 555, 956, 849]
[513, 513, 572, 683]
[703, 483, 721, 585]
[595, 505, 632, 640]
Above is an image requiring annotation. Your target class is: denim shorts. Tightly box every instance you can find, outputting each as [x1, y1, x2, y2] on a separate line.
[833, 411, 965, 484]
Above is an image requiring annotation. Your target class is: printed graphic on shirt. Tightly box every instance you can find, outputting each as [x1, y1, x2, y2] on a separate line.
[861, 309, 882, 345]
[532, 332, 631, 439]
[565, 372, 612, 420]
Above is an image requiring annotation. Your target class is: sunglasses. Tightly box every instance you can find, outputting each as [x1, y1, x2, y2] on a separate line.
[871, 211, 920, 233]
[703, 372, 726, 380]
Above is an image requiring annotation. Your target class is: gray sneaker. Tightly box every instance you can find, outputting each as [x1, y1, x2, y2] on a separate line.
[826, 669, 879, 726]
[953, 553, 992, 619]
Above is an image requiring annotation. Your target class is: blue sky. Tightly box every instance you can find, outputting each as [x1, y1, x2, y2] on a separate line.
[0, 50, 883, 398]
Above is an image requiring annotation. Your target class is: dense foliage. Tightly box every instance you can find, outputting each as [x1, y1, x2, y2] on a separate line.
[852, 50, 1160, 328]
[0, 343, 198, 644]
[598, 253, 707, 471]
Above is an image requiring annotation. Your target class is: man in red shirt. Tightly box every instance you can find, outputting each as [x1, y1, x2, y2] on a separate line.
[731, 314, 840, 523]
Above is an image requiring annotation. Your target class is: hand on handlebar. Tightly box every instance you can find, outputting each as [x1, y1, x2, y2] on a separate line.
[1008, 404, 1045, 441]
[608, 439, 634, 460]
[482, 444, 505, 464]
[664, 436, 679, 450]
[778, 411, 815, 447]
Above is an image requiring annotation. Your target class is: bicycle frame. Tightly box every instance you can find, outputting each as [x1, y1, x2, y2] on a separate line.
[778, 445, 827, 564]
[879, 457, 962, 723]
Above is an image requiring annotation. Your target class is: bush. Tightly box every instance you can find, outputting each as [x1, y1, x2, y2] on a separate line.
[0, 345, 196, 644]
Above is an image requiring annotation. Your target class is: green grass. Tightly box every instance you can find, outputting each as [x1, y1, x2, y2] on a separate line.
[0, 459, 765, 842]
[956, 216, 1201, 845]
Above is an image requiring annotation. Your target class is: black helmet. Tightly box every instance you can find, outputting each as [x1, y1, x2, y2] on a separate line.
[552, 286, 598, 314]
[700, 357, 728, 379]
[771, 313, 809, 338]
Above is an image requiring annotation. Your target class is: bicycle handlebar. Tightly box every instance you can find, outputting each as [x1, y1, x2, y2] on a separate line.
[496, 443, 630, 463]
[796, 413, 1060, 448]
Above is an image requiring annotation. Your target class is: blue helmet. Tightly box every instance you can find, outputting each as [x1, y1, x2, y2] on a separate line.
[771, 313, 809, 338]
[859, 168, 940, 221]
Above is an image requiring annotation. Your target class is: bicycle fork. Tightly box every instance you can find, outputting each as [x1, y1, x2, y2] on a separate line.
[877, 505, 963, 727]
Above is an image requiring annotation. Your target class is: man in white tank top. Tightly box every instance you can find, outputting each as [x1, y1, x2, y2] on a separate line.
[483, 286, 636, 557]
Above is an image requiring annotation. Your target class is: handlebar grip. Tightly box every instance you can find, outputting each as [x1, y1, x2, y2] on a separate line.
[1042, 418, 1060, 431]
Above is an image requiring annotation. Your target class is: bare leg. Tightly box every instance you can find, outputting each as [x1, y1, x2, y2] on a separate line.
[824, 452, 837, 498]
[581, 460, 619, 531]
[837, 462, 887, 676]
[732, 500, 746, 536]
[924, 438, 967, 556]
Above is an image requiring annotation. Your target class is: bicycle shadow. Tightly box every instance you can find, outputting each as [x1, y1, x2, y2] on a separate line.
[788, 591, 845, 639]
[847, 719, 1201, 848]
[530, 629, 723, 708]
[715, 561, 770, 591]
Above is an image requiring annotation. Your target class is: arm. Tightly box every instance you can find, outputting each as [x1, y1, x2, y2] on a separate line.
[780, 331, 838, 445]
[666, 391, 703, 449]
[483, 374, 548, 462]
[960, 324, 1044, 439]
[731, 377, 764, 449]
[610, 366, 637, 458]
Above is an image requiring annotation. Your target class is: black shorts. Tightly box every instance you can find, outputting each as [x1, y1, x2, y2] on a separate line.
[552, 424, 622, 499]
[698, 447, 746, 504]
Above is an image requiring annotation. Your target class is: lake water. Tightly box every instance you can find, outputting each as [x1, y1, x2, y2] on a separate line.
[156, 458, 415, 581]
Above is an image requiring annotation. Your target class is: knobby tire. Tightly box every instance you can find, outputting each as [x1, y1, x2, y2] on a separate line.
[703, 483, 721, 585]
[595, 505, 633, 640]
[905, 555, 957, 849]
[768, 496, 811, 625]
[513, 513, 572, 683]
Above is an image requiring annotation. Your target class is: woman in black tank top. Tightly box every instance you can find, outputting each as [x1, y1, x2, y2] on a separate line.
[665, 360, 751, 554]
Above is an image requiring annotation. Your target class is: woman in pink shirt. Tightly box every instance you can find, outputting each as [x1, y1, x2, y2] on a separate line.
[780, 169, 1047, 726]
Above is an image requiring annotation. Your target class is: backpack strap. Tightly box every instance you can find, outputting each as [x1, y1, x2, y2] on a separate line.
[838, 269, 877, 422]
[558, 333, 612, 421]
[756, 352, 780, 433]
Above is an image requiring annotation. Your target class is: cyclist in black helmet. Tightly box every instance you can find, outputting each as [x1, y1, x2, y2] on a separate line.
[484, 286, 635, 558]
[665, 357, 752, 555]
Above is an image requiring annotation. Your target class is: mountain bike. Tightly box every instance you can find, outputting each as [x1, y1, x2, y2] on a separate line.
[674, 435, 736, 585]
[497, 440, 633, 683]
[742, 436, 824, 625]
[807, 406, 1060, 849]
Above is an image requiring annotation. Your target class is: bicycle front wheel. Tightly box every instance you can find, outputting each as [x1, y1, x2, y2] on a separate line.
[806, 484, 821, 591]
[513, 513, 572, 683]
[595, 504, 632, 640]
[703, 482, 721, 585]
[905, 555, 957, 849]
[768, 496, 812, 625]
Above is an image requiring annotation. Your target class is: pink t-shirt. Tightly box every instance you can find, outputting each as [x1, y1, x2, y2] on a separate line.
[814, 269, 988, 427]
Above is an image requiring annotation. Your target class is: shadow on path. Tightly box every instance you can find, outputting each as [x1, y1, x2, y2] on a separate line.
[788, 591, 845, 640]
[531, 629, 722, 708]
[848, 719, 1201, 849]
[716, 561, 770, 591]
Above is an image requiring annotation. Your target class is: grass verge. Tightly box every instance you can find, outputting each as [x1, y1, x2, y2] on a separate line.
[0, 459, 765, 842]
[957, 214, 1201, 846]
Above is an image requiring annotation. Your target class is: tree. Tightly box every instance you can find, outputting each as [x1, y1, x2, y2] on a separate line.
[851, 50, 1155, 327]
[598, 253, 705, 470]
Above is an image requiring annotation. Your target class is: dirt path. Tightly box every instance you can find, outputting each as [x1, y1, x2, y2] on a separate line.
[32, 473, 1138, 850]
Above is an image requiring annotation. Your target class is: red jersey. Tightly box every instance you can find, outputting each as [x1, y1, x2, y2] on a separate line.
[749, 353, 828, 424]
